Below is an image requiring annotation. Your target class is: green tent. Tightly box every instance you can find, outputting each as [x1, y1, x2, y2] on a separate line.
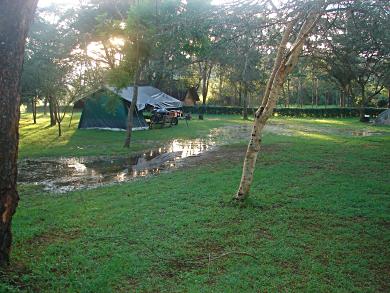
[76, 89, 148, 130]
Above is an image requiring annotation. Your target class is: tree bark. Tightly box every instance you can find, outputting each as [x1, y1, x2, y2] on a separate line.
[235, 9, 321, 201]
[388, 87, 390, 108]
[0, 0, 38, 266]
[49, 95, 56, 126]
[199, 62, 212, 120]
[359, 83, 365, 120]
[243, 82, 248, 120]
[286, 79, 290, 108]
[32, 96, 37, 124]
[54, 100, 63, 137]
[124, 27, 141, 148]
[123, 81, 139, 148]
[43, 97, 47, 115]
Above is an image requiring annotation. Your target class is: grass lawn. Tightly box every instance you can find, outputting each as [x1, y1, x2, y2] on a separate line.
[2, 113, 389, 292]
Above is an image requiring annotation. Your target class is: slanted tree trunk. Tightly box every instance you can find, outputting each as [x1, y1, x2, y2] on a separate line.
[235, 9, 321, 201]
[0, 0, 38, 266]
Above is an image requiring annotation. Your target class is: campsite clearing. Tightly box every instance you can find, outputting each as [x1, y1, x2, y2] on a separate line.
[4, 113, 390, 292]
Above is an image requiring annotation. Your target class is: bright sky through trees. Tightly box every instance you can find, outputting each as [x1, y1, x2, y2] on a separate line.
[38, 0, 246, 8]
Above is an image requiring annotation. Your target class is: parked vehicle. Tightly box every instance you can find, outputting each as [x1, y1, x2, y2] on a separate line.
[149, 108, 183, 128]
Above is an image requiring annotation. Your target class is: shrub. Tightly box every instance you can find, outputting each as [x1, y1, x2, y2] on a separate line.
[182, 106, 386, 118]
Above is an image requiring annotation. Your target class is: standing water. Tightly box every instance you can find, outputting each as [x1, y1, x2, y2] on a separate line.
[18, 123, 385, 193]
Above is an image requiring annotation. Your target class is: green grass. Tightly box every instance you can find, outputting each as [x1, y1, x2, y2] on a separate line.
[2, 113, 390, 292]
[18, 113, 249, 158]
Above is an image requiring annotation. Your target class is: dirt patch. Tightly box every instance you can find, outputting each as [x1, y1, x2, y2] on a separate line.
[185, 143, 285, 169]
[0, 262, 38, 292]
[26, 228, 81, 247]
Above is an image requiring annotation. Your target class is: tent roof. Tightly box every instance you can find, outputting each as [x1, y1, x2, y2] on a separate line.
[108, 85, 183, 111]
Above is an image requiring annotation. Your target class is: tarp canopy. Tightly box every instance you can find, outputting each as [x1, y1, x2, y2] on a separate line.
[109, 86, 183, 110]
[375, 109, 390, 125]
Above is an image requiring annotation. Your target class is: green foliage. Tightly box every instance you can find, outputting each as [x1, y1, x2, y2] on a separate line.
[182, 106, 386, 117]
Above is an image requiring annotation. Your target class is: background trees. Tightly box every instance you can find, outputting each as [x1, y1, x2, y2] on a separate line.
[20, 0, 389, 117]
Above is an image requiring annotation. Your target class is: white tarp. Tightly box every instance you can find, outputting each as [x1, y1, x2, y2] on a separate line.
[375, 109, 390, 125]
[109, 86, 183, 110]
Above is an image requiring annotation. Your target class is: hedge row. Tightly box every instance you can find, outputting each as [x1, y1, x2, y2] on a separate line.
[183, 106, 386, 118]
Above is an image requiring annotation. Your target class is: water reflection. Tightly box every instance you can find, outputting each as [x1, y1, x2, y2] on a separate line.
[18, 137, 217, 193]
[18, 123, 386, 193]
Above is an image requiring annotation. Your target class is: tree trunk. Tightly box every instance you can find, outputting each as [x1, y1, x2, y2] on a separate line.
[124, 27, 141, 148]
[32, 96, 37, 124]
[52, 99, 64, 137]
[311, 78, 315, 107]
[43, 97, 47, 115]
[359, 83, 365, 121]
[123, 84, 139, 148]
[388, 87, 390, 108]
[49, 95, 56, 126]
[235, 9, 321, 201]
[0, 0, 38, 266]
[298, 79, 303, 108]
[199, 62, 212, 120]
[243, 82, 248, 120]
[286, 79, 290, 108]
[238, 81, 242, 106]
[57, 121, 62, 137]
[218, 69, 223, 101]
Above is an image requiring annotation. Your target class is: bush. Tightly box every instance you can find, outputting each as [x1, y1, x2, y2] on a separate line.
[182, 106, 386, 118]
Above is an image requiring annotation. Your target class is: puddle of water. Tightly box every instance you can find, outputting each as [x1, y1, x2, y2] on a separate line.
[18, 138, 216, 193]
[350, 130, 385, 137]
[18, 123, 386, 193]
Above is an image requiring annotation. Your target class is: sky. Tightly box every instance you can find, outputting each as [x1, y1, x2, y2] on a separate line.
[38, 0, 233, 8]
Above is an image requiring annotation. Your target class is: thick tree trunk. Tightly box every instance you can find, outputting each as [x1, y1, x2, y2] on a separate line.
[235, 9, 321, 201]
[0, 0, 38, 266]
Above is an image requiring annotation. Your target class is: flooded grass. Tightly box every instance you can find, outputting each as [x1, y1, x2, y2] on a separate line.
[18, 121, 389, 193]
